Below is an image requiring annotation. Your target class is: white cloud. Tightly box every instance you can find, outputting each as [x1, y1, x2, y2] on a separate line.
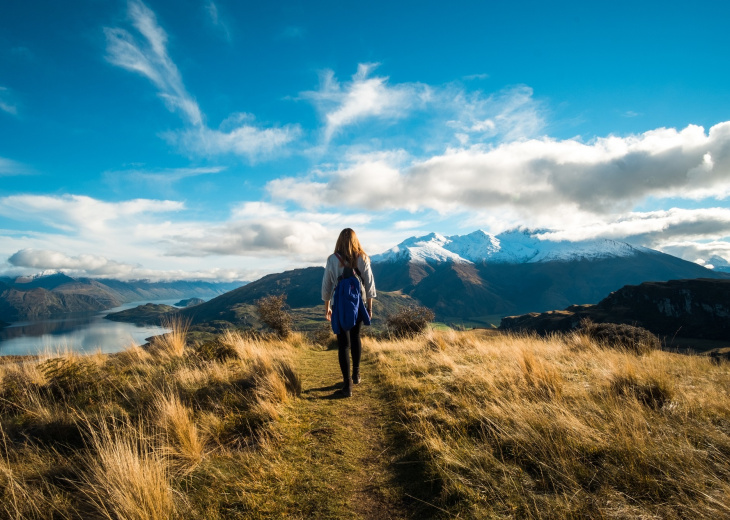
[0, 195, 382, 281]
[0, 86, 18, 116]
[658, 240, 730, 268]
[268, 121, 730, 219]
[105, 0, 202, 125]
[393, 220, 423, 230]
[0, 194, 184, 234]
[446, 85, 545, 143]
[535, 208, 730, 243]
[105, 1, 297, 160]
[301, 63, 431, 142]
[8, 249, 140, 276]
[5, 248, 253, 281]
[169, 202, 373, 261]
[300, 69, 545, 150]
[165, 114, 301, 160]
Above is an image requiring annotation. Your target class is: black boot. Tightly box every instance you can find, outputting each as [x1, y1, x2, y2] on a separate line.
[334, 379, 353, 397]
[352, 367, 361, 385]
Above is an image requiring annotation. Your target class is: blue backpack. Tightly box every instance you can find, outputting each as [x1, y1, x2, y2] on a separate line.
[331, 254, 371, 335]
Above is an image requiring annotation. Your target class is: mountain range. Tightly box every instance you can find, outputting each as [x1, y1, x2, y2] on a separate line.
[5, 229, 727, 328]
[369, 229, 727, 324]
[0, 273, 244, 322]
[158, 229, 728, 330]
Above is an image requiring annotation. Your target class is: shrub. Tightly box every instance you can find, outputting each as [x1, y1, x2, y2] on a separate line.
[193, 338, 238, 362]
[308, 323, 333, 347]
[256, 294, 293, 338]
[579, 319, 660, 354]
[385, 305, 435, 338]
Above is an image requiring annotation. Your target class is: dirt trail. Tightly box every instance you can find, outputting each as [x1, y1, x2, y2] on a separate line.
[269, 343, 424, 519]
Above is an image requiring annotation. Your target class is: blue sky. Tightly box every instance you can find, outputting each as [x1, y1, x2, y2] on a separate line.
[1, 0, 730, 280]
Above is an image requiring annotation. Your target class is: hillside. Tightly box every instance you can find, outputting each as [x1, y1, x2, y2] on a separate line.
[0, 273, 244, 322]
[174, 266, 418, 331]
[1, 327, 728, 518]
[105, 303, 178, 325]
[500, 278, 730, 344]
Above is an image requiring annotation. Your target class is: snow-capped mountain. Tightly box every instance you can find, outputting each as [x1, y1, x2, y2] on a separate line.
[372, 229, 656, 265]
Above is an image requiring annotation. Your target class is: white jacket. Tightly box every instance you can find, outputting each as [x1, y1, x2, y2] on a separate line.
[321, 253, 377, 302]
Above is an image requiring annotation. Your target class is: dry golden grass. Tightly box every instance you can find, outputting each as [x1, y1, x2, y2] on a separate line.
[0, 323, 302, 519]
[154, 392, 206, 470]
[1, 323, 728, 519]
[81, 420, 176, 520]
[369, 329, 730, 519]
[149, 315, 190, 357]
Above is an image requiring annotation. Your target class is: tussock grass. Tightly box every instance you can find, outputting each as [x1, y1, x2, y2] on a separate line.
[0, 323, 301, 519]
[2, 322, 728, 519]
[369, 328, 730, 519]
[150, 316, 190, 357]
[81, 419, 175, 520]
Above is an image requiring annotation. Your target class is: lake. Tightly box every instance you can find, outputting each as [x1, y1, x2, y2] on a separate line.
[0, 300, 178, 356]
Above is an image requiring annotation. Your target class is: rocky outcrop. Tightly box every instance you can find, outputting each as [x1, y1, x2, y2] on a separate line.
[500, 279, 730, 341]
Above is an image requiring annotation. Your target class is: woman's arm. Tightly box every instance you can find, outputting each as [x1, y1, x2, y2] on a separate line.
[322, 255, 337, 320]
[358, 255, 377, 300]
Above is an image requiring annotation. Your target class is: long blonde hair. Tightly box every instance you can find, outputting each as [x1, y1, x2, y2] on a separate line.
[334, 228, 368, 268]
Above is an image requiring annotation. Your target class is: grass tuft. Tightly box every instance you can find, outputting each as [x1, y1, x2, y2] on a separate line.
[81, 419, 175, 520]
[150, 315, 190, 357]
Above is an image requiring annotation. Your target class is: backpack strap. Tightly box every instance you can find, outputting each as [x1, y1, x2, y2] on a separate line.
[334, 253, 363, 282]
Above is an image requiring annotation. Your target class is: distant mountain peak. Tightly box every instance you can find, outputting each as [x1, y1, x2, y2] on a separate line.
[372, 229, 658, 265]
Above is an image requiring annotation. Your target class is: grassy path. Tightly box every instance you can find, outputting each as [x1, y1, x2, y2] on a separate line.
[259, 342, 431, 519]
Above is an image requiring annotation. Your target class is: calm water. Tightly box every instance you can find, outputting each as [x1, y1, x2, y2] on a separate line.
[0, 300, 178, 356]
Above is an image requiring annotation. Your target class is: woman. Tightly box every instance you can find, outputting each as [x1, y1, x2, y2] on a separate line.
[322, 228, 376, 397]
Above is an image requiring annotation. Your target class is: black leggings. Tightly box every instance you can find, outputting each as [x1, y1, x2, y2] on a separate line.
[337, 320, 362, 383]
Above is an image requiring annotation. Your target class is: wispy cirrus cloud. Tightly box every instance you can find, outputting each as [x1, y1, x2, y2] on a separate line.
[0, 157, 32, 176]
[104, 0, 297, 160]
[448, 85, 545, 144]
[165, 113, 300, 161]
[300, 64, 545, 151]
[104, 0, 202, 125]
[103, 165, 226, 194]
[301, 63, 431, 142]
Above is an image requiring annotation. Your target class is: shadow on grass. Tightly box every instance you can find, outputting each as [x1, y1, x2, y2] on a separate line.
[372, 377, 446, 519]
[302, 383, 359, 400]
